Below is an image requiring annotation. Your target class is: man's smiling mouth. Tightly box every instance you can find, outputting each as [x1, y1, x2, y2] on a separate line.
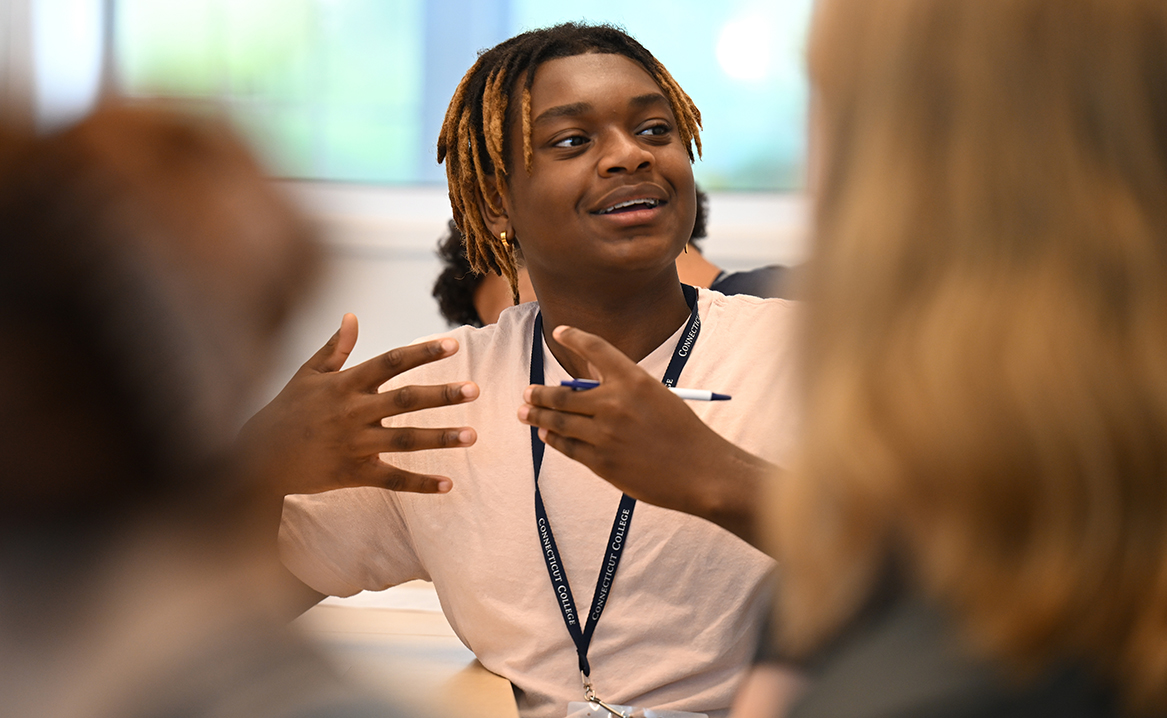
[594, 198, 664, 215]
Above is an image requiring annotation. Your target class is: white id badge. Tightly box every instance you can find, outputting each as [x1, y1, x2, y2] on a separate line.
[567, 701, 707, 718]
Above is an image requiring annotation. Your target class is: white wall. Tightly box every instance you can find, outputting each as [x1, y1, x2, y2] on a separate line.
[0, 0, 35, 128]
[263, 182, 809, 403]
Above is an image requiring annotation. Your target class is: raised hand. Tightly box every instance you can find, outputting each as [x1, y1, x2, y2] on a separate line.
[239, 313, 478, 498]
[518, 324, 771, 545]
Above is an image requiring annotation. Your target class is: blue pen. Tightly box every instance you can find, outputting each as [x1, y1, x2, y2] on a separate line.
[560, 378, 731, 401]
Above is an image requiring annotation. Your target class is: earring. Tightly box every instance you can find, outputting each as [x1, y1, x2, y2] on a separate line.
[500, 230, 510, 248]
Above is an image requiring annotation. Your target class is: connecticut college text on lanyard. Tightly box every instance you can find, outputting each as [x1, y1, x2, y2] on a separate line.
[529, 284, 703, 716]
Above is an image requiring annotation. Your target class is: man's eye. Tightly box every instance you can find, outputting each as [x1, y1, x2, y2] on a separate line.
[638, 124, 670, 137]
[553, 135, 588, 148]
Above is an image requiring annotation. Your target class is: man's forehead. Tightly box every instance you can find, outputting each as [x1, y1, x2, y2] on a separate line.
[526, 55, 667, 119]
[529, 54, 659, 98]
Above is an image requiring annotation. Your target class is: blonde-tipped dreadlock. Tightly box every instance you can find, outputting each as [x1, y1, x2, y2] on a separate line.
[435, 22, 703, 305]
[652, 60, 703, 162]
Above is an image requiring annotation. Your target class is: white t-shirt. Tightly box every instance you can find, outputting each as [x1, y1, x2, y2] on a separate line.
[281, 290, 799, 718]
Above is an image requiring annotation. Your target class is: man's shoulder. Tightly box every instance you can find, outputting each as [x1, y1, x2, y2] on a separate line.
[455, 300, 538, 359]
[695, 291, 799, 376]
[385, 304, 538, 387]
[703, 288, 798, 324]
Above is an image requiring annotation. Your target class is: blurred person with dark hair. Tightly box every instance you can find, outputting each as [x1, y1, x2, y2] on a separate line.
[755, 0, 1167, 716]
[433, 187, 795, 327]
[0, 105, 409, 718]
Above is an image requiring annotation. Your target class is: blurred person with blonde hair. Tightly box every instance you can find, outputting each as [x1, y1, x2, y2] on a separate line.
[763, 0, 1167, 716]
[0, 105, 411, 718]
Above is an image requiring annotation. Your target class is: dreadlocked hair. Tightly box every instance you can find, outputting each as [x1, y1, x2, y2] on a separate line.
[436, 22, 703, 305]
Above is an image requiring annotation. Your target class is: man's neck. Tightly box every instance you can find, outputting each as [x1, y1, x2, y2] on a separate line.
[675, 244, 722, 289]
[532, 273, 692, 379]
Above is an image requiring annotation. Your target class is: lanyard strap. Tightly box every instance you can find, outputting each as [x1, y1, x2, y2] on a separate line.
[530, 284, 701, 678]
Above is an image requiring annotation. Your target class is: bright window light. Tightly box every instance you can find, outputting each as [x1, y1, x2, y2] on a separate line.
[114, 0, 812, 190]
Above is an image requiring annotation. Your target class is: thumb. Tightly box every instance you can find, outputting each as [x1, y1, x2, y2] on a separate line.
[552, 324, 635, 377]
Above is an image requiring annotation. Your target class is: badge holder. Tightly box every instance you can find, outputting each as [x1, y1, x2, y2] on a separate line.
[565, 673, 707, 718]
[566, 702, 707, 718]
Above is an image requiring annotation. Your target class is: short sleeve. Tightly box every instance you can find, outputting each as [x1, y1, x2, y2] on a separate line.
[279, 487, 428, 597]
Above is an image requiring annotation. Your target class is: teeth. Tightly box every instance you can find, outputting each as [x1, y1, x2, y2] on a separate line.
[598, 198, 659, 214]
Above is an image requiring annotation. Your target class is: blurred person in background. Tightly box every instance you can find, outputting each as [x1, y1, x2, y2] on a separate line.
[433, 187, 795, 327]
[0, 104, 407, 718]
[759, 0, 1167, 716]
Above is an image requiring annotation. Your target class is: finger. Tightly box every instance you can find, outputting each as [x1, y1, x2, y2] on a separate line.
[518, 404, 598, 443]
[297, 313, 359, 377]
[353, 462, 454, 494]
[369, 381, 479, 420]
[335, 312, 359, 360]
[538, 427, 597, 467]
[361, 426, 477, 454]
[345, 337, 460, 392]
[552, 325, 641, 379]
[523, 384, 597, 414]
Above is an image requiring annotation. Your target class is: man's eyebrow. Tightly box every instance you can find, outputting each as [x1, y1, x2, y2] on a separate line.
[629, 92, 670, 110]
[531, 93, 672, 127]
[533, 102, 592, 126]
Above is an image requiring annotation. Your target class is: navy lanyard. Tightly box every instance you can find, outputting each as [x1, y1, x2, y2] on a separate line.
[529, 284, 701, 678]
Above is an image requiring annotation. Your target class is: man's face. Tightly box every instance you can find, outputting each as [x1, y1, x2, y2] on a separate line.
[498, 52, 697, 298]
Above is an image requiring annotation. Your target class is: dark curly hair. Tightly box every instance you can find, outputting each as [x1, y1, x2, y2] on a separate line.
[433, 188, 710, 327]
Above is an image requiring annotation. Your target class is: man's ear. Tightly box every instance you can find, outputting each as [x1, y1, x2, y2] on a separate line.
[479, 174, 512, 240]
